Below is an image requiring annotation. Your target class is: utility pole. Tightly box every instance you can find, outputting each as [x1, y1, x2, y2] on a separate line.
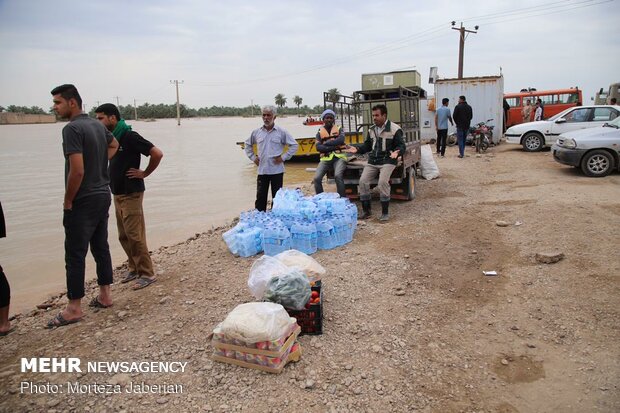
[170, 80, 184, 126]
[113, 96, 120, 107]
[133, 99, 138, 121]
[451, 21, 478, 79]
[251, 99, 254, 117]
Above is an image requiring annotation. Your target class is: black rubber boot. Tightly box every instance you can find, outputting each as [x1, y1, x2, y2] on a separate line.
[359, 200, 372, 219]
[379, 201, 389, 222]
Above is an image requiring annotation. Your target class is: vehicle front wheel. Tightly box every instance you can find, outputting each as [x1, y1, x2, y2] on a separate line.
[581, 150, 614, 177]
[522, 132, 544, 152]
[480, 139, 489, 152]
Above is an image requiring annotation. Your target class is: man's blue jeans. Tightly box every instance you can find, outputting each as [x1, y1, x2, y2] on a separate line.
[457, 128, 467, 157]
[313, 157, 347, 197]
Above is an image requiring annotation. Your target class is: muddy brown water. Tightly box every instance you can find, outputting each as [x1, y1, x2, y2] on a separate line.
[0, 117, 320, 313]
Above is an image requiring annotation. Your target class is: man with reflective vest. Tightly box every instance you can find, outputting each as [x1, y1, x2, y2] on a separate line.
[312, 109, 347, 197]
[345, 104, 405, 221]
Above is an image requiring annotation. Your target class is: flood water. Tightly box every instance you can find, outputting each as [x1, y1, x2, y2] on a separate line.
[0, 116, 319, 313]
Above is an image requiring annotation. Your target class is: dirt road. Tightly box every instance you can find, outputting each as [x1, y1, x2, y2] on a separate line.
[1, 144, 618, 412]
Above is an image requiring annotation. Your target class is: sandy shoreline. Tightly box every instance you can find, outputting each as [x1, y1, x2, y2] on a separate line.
[1, 144, 618, 412]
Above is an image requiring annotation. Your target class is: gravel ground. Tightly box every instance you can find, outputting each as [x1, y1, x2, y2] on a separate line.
[1, 143, 619, 413]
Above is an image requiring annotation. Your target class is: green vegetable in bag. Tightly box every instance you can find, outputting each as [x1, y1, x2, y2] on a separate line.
[263, 269, 311, 310]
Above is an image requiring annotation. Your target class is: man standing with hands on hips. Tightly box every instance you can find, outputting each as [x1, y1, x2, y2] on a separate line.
[95, 103, 163, 292]
[48, 84, 118, 328]
[244, 106, 298, 211]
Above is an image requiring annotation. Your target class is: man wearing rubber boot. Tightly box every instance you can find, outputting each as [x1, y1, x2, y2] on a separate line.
[313, 109, 347, 197]
[345, 104, 404, 221]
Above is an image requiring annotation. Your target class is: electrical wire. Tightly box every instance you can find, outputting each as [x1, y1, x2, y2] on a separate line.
[189, 0, 612, 87]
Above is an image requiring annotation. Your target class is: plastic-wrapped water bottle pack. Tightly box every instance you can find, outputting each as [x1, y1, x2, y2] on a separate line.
[222, 189, 358, 257]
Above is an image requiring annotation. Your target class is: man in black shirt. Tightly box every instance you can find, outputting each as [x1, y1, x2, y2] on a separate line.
[452, 95, 473, 158]
[95, 104, 163, 291]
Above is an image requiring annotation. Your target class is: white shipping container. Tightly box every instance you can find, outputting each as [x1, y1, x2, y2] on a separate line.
[434, 76, 504, 144]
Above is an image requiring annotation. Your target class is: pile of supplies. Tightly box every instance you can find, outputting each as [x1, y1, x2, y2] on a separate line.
[211, 302, 302, 373]
[211, 251, 326, 373]
[222, 189, 357, 257]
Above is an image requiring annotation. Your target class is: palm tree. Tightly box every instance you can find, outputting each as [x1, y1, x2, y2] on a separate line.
[293, 95, 303, 114]
[327, 88, 340, 109]
[274, 93, 287, 109]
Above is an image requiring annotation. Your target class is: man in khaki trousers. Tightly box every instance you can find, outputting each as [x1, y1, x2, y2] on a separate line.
[95, 104, 163, 292]
[345, 104, 405, 222]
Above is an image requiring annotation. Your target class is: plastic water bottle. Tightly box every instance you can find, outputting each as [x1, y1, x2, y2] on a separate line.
[290, 222, 305, 253]
[223, 222, 250, 255]
[238, 227, 263, 257]
[331, 214, 347, 247]
[316, 219, 336, 250]
[307, 221, 317, 254]
[263, 224, 291, 256]
[345, 203, 357, 239]
[291, 222, 317, 255]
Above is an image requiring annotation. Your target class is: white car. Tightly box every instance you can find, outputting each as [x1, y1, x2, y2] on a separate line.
[552, 116, 620, 177]
[505, 105, 620, 152]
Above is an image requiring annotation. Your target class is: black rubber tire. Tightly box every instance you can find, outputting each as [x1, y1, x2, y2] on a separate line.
[580, 150, 614, 177]
[405, 166, 417, 201]
[447, 133, 457, 146]
[522, 132, 545, 152]
[481, 139, 489, 152]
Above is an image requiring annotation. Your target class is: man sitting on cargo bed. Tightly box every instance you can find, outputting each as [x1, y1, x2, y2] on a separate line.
[313, 109, 347, 197]
[344, 104, 404, 222]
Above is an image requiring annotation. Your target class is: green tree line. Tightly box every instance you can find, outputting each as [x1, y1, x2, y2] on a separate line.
[0, 105, 48, 115]
[1, 100, 331, 119]
[81, 102, 327, 119]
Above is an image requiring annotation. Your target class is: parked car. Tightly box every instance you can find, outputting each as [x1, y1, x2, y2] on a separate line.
[552, 115, 620, 177]
[505, 105, 620, 152]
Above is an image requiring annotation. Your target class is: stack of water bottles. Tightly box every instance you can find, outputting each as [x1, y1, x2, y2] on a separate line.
[222, 189, 358, 257]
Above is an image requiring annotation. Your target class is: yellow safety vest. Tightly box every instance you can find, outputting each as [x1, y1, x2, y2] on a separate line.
[318, 126, 347, 162]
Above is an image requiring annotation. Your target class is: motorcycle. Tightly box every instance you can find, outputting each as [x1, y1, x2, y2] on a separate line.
[447, 119, 494, 153]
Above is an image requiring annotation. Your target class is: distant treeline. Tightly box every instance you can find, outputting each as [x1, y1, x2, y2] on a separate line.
[0, 105, 48, 115]
[87, 103, 328, 119]
[1, 103, 329, 120]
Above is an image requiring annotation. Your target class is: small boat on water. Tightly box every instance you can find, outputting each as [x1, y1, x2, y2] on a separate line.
[302, 118, 323, 126]
[236, 131, 364, 160]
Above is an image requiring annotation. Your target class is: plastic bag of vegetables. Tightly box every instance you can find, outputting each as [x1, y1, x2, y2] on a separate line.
[263, 268, 311, 310]
[248, 255, 290, 300]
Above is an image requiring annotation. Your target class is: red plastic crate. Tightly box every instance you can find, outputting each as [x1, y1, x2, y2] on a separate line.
[286, 280, 323, 335]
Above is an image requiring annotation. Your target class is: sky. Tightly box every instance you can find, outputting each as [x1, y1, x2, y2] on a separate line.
[0, 0, 618, 111]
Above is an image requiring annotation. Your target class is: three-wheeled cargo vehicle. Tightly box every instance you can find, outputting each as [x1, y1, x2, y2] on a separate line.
[325, 84, 426, 201]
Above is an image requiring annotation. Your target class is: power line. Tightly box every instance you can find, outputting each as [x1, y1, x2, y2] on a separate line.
[189, 0, 609, 88]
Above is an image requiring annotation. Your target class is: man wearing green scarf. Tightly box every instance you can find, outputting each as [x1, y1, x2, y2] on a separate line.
[95, 104, 163, 293]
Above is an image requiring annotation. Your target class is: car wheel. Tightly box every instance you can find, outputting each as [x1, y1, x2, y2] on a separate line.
[522, 132, 544, 152]
[581, 150, 614, 177]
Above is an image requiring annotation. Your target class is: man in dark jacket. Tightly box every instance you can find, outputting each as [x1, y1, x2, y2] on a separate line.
[345, 104, 405, 221]
[452, 95, 473, 158]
